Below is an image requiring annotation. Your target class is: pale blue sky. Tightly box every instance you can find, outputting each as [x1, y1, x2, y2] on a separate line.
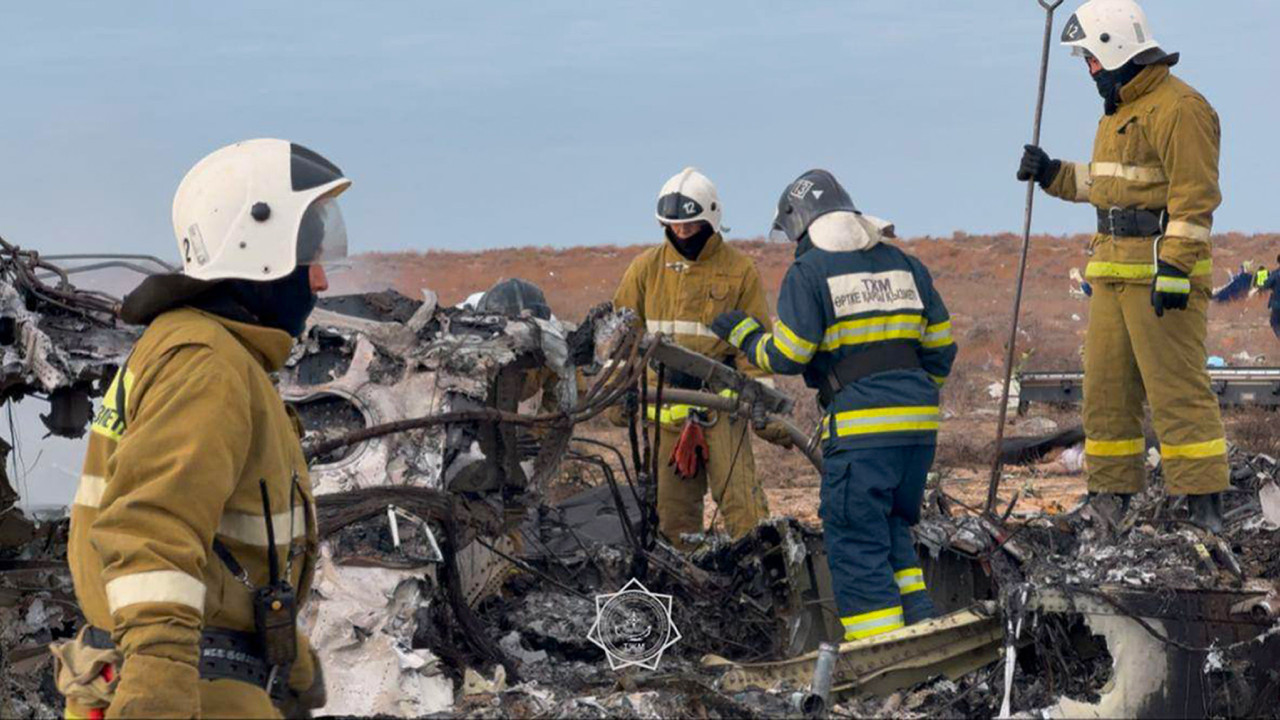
[2, 1, 1278, 261]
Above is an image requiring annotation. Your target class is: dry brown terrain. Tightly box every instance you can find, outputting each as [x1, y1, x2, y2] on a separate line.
[341, 233, 1280, 526]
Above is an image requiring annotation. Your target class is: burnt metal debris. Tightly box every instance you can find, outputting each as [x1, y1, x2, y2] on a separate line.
[1, 242, 1279, 718]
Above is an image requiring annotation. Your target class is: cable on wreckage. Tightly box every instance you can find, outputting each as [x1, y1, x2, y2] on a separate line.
[0, 237, 120, 324]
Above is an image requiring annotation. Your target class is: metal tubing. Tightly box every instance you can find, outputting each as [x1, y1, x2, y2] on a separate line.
[987, 0, 1065, 515]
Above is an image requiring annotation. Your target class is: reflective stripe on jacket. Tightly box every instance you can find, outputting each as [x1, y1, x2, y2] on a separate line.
[1045, 65, 1221, 285]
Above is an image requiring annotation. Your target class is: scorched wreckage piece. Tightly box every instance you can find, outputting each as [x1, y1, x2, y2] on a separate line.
[3, 245, 1280, 718]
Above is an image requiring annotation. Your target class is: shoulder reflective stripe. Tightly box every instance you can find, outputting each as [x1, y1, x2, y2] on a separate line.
[90, 366, 136, 442]
[820, 313, 926, 351]
[831, 407, 940, 437]
[774, 320, 817, 358]
[1165, 220, 1212, 242]
[1072, 162, 1093, 201]
[645, 319, 717, 339]
[73, 475, 107, 509]
[1085, 259, 1213, 280]
[894, 568, 926, 594]
[728, 317, 761, 347]
[1155, 276, 1191, 294]
[105, 569, 205, 614]
[1161, 438, 1227, 460]
[841, 606, 905, 640]
[754, 336, 775, 373]
[1085, 437, 1145, 457]
[1090, 162, 1168, 183]
[921, 320, 954, 349]
[217, 510, 308, 547]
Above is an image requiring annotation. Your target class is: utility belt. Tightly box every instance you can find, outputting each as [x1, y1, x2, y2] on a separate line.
[818, 342, 922, 408]
[83, 625, 291, 700]
[645, 357, 735, 428]
[1097, 207, 1167, 238]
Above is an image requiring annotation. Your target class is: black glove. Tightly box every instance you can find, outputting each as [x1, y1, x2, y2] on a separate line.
[711, 310, 762, 348]
[1017, 144, 1062, 188]
[1151, 261, 1191, 317]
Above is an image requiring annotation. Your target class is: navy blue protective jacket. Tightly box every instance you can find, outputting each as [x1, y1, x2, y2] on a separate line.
[730, 213, 957, 451]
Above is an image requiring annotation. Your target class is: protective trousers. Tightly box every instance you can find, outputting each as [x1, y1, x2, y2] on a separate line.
[656, 413, 768, 550]
[1084, 281, 1228, 494]
[820, 445, 936, 641]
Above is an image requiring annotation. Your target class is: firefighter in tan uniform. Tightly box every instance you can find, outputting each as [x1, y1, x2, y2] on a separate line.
[1018, 0, 1227, 530]
[613, 168, 788, 550]
[55, 139, 350, 718]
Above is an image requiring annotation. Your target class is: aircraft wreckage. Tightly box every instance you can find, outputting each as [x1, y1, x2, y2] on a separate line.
[1, 241, 1279, 718]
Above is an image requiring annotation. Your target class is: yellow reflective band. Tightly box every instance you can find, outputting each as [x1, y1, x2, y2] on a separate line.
[728, 317, 761, 348]
[1165, 220, 1212, 243]
[1090, 162, 1168, 184]
[894, 568, 926, 594]
[830, 406, 940, 438]
[91, 366, 136, 442]
[1072, 162, 1093, 201]
[1085, 258, 1213, 280]
[105, 569, 205, 614]
[73, 474, 107, 509]
[820, 313, 926, 351]
[774, 320, 817, 363]
[647, 403, 695, 427]
[1085, 437, 1145, 457]
[921, 320, 954, 349]
[1258, 269, 1271, 288]
[841, 606, 905, 640]
[1162, 438, 1227, 460]
[929, 374, 946, 387]
[1155, 276, 1191, 294]
[755, 335, 775, 373]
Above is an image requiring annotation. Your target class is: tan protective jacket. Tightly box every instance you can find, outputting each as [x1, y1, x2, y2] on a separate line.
[68, 308, 318, 698]
[614, 233, 772, 383]
[1045, 65, 1221, 286]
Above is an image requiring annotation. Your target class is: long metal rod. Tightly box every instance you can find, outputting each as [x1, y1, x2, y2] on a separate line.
[987, 0, 1064, 515]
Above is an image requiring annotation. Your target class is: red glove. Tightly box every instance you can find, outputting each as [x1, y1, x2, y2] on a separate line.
[669, 420, 709, 479]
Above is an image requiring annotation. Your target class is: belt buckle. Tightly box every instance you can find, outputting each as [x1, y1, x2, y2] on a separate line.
[1107, 207, 1121, 238]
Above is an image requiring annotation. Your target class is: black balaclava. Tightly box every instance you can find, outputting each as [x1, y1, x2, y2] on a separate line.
[189, 265, 317, 337]
[664, 221, 715, 261]
[1094, 60, 1144, 115]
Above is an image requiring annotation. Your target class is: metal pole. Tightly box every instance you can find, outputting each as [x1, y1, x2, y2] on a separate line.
[986, 0, 1065, 516]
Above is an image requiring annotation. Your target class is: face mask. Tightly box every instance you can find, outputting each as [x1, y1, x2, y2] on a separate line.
[1092, 60, 1143, 115]
[226, 266, 318, 337]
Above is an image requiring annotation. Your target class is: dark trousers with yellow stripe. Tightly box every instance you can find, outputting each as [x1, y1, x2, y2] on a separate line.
[820, 444, 936, 641]
[1083, 281, 1228, 495]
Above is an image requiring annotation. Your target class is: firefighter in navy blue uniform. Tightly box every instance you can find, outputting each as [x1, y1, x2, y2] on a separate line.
[712, 170, 957, 641]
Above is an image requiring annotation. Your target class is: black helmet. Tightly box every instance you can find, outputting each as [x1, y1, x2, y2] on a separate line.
[477, 278, 552, 320]
[769, 169, 858, 244]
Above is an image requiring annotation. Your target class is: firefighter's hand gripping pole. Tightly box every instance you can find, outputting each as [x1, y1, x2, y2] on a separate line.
[987, 0, 1064, 516]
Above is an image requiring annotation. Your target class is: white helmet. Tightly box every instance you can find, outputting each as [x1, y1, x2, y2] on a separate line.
[172, 139, 352, 282]
[655, 167, 722, 233]
[1061, 0, 1176, 72]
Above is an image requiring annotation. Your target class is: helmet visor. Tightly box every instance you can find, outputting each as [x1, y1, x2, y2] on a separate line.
[768, 211, 792, 243]
[656, 193, 705, 223]
[296, 195, 348, 265]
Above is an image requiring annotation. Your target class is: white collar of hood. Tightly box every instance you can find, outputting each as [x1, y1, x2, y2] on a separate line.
[807, 211, 896, 252]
